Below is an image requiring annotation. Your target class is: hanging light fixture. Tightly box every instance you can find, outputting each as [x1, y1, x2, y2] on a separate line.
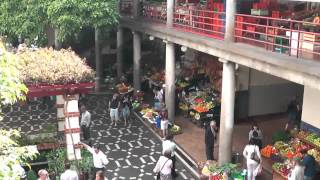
[149, 36, 155, 41]
[181, 46, 187, 52]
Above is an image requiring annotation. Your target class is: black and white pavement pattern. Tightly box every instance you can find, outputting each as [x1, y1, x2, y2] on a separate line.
[1, 95, 195, 180]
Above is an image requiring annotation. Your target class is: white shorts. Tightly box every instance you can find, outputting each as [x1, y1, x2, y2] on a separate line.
[161, 120, 168, 130]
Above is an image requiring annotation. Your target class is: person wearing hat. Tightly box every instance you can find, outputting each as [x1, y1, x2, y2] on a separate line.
[38, 169, 50, 180]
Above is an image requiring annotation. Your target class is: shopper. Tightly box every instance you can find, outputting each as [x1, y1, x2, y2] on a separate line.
[205, 120, 218, 160]
[285, 97, 300, 131]
[80, 104, 91, 141]
[162, 134, 177, 178]
[95, 170, 106, 180]
[248, 122, 263, 150]
[154, 87, 163, 110]
[80, 142, 109, 177]
[288, 158, 304, 180]
[121, 94, 131, 126]
[243, 138, 262, 180]
[153, 150, 173, 180]
[109, 93, 120, 126]
[301, 149, 317, 180]
[38, 169, 50, 180]
[160, 110, 169, 138]
[60, 162, 79, 180]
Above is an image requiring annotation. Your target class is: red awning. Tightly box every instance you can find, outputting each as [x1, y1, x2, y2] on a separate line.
[27, 82, 95, 98]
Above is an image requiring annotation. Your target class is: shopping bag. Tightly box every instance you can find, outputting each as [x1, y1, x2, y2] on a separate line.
[253, 164, 262, 177]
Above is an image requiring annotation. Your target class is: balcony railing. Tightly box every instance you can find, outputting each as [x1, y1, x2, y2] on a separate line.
[122, 1, 320, 61]
[173, 7, 225, 40]
[120, 0, 133, 16]
[235, 14, 320, 61]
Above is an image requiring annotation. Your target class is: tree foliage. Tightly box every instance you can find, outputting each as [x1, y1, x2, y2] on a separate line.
[0, 41, 38, 180]
[0, 40, 28, 112]
[0, 0, 119, 44]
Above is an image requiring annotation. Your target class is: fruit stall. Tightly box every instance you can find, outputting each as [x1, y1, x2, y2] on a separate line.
[260, 130, 320, 179]
[199, 161, 245, 180]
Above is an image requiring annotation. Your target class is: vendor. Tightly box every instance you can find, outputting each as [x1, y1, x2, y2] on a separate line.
[288, 158, 304, 180]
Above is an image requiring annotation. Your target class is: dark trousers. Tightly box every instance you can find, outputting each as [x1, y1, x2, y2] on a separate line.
[81, 125, 90, 140]
[205, 145, 214, 160]
[171, 155, 176, 177]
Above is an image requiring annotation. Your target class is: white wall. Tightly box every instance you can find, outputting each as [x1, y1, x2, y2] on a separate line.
[248, 69, 303, 116]
[302, 86, 320, 128]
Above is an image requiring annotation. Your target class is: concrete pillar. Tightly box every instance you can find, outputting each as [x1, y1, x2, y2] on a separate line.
[54, 28, 61, 49]
[95, 28, 102, 92]
[165, 41, 175, 123]
[132, 0, 139, 17]
[225, 0, 236, 42]
[133, 31, 141, 91]
[117, 27, 124, 80]
[218, 59, 236, 165]
[167, 0, 175, 27]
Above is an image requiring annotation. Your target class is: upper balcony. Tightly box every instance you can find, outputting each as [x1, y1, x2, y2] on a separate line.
[119, 0, 320, 62]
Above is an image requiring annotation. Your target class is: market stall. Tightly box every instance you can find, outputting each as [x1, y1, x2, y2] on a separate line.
[199, 161, 245, 180]
[260, 130, 320, 179]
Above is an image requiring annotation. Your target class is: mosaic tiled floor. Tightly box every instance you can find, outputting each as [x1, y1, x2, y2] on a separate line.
[1, 95, 195, 180]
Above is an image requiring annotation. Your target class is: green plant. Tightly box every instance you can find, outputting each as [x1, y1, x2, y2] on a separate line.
[77, 150, 93, 173]
[46, 148, 66, 176]
[272, 131, 290, 143]
[26, 170, 38, 180]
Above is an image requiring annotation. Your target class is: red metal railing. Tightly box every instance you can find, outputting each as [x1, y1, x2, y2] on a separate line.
[143, 3, 167, 22]
[173, 7, 225, 40]
[235, 14, 320, 61]
[120, 0, 133, 16]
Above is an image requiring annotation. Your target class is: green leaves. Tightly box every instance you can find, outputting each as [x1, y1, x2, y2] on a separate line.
[0, 42, 28, 110]
[0, 0, 119, 44]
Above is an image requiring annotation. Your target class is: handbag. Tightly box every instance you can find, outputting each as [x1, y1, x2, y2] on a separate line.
[157, 158, 170, 180]
[250, 145, 261, 164]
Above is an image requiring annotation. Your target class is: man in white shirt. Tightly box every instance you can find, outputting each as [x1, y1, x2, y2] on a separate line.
[81, 142, 109, 176]
[162, 134, 177, 177]
[60, 162, 78, 180]
[80, 105, 91, 141]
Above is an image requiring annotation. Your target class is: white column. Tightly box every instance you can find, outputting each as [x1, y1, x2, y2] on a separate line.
[218, 59, 236, 165]
[225, 0, 236, 42]
[167, 0, 175, 27]
[117, 27, 124, 80]
[132, 0, 139, 18]
[133, 31, 141, 91]
[64, 94, 81, 160]
[165, 41, 175, 123]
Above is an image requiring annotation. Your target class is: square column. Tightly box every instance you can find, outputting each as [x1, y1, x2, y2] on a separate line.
[218, 59, 236, 165]
[64, 94, 82, 160]
[167, 0, 175, 27]
[165, 41, 175, 123]
[95, 28, 102, 92]
[117, 27, 124, 80]
[225, 0, 236, 42]
[133, 31, 141, 91]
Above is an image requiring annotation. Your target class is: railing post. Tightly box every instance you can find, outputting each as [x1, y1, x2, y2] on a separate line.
[289, 21, 293, 56]
[225, 0, 236, 42]
[297, 23, 301, 58]
[265, 19, 269, 50]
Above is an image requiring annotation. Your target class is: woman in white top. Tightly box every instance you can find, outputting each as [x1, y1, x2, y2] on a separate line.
[160, 110, 169, 138]
[243, 139, 262, 180]
[248, 123, 263, 149]
[153, 150, 173, 180]
[288, 158, 304, 180]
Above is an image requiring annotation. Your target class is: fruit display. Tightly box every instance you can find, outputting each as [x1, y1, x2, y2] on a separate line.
[307, 148, 320, 162]
[261, 145, 277, 158]
[305, 133, 320, 147]
[140, 108, 158, 120]
[169, 125, 182, 135]
[116, 83, 133, 94]
[15, 46, 95, 85]
[272, 162, 290, 177]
